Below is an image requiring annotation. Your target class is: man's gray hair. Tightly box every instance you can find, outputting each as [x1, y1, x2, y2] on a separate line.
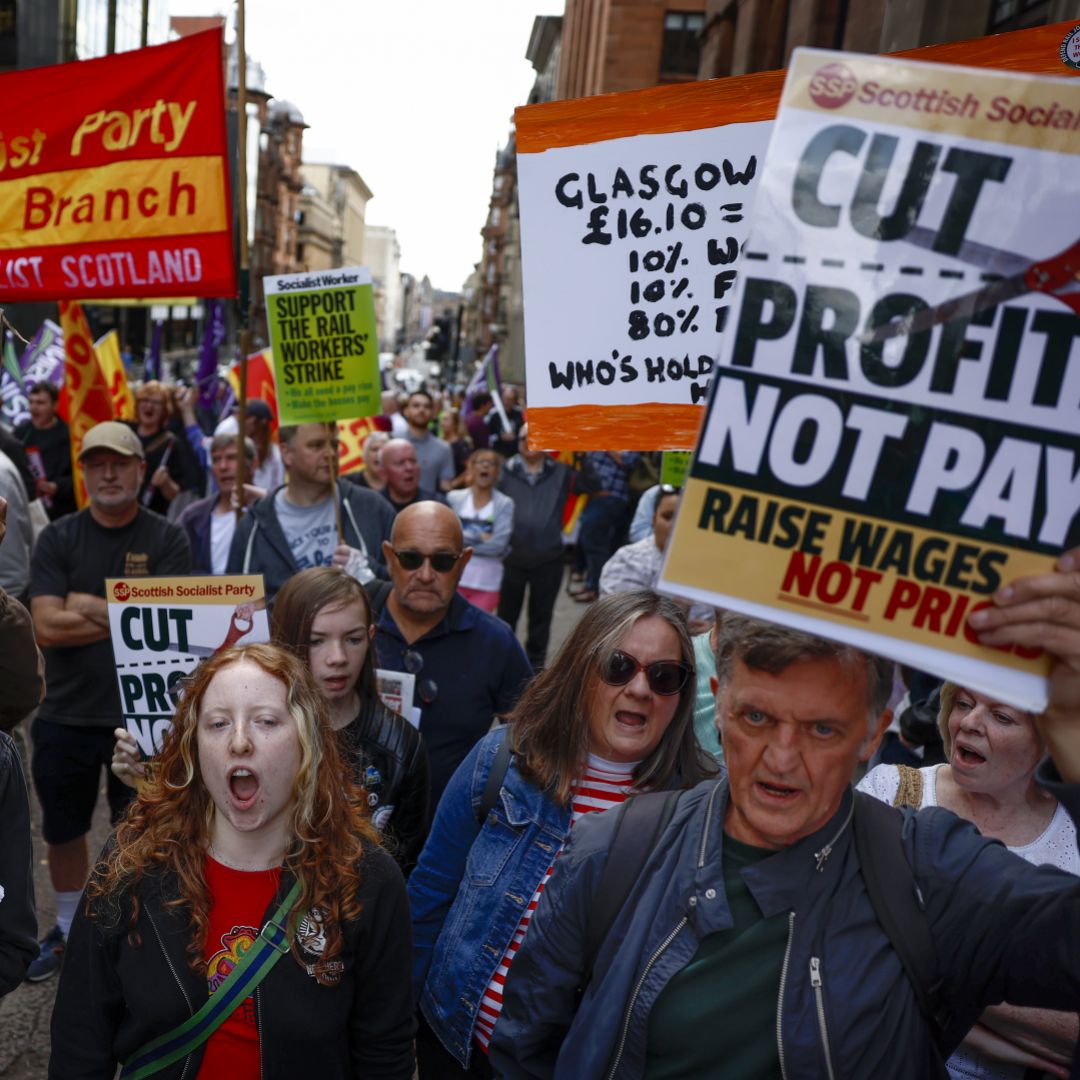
[715, 613, 894, 724]
[210, 433, 256, 460]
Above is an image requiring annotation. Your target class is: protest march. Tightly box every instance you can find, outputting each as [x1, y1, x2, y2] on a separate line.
[0, 7, 1079, 1080]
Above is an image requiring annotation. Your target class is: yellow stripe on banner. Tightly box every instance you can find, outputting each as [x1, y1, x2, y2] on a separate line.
[0, 156, 227, 249]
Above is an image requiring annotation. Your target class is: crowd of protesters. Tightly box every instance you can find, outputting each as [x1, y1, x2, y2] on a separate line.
[0, 365, 1078, 1080]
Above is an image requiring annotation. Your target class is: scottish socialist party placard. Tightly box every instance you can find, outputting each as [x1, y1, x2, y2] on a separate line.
[263, 267, 381, 425]
[0, 29, 233, 301]
[106, 575, 270, 755]
[660, 49, 1080, 711]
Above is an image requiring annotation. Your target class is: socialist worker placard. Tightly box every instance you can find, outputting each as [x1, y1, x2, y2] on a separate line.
[660, 48, 1080, 711]
[263, 267, 381, 425]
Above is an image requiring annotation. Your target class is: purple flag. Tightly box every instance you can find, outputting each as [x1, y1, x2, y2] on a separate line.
[144, 319, 163, 381]
[195, 299, 226, 410]
[1, 320, 64, 428]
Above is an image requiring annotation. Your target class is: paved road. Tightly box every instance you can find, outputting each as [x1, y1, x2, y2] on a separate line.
[0, 571, 586, 1078]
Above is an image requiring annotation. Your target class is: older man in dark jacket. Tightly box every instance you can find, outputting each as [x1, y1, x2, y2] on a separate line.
[491, 549, 1080, 1079]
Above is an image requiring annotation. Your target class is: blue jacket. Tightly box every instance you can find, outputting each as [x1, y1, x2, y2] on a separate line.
[226, 483, 394, 601]
[489, 770, 1080, 1080]
[408, 727, 570, 1067]
[176, 493, 217, 574]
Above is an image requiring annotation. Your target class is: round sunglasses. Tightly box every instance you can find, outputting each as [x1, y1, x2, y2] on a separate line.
[392, 549, 463, 573]
[599, 649, 692, 696]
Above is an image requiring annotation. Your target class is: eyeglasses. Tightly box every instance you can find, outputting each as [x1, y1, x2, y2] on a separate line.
[392, 549, 462, 573]
[599, 650, 692, 696]
[659, 484, 682, 495]
[402, 649, 438, 704]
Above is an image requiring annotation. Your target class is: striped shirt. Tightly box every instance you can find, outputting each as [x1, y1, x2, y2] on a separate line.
[472, 755, 638, 1051]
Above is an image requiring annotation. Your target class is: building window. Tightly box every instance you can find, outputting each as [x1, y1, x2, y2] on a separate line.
[988, 0, 1049, 31]
[660, 11, 704, 76]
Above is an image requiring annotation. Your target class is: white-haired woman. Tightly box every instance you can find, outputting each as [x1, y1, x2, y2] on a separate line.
[859, 683, 1078, 1079]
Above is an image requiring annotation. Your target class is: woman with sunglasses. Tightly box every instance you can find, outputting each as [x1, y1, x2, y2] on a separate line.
[407, 589, 717, 1078]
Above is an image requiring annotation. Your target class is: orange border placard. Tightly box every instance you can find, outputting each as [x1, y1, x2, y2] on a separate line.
[517, 20, 1079, 450]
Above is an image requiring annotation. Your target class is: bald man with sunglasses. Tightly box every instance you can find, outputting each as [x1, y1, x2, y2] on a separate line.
[376, 502, 532, 816]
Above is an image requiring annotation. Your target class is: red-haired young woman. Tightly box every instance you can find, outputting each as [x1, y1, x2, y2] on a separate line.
[51, 644, 414, 1080]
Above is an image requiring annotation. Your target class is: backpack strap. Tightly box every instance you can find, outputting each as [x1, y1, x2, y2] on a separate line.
[120, 878, 303, 1079]
[853, 792, 952, 1055]
[476, 732, 513, 824]
[364, 578, 393, 617]
[581, 789, 681, 989]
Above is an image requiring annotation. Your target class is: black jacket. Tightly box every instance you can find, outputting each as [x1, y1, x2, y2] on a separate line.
[498, 455, 599, 568]
[0, 732, 36, 997]
[339, 698, 430, 876]
[226, 483, 395, 601]
[50, 842, 415, 1079]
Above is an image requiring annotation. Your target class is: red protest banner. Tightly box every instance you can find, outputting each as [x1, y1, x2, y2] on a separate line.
[0, 28, 234, 302]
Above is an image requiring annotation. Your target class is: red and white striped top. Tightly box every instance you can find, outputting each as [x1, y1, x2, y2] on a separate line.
[472, 755, 637, 1052]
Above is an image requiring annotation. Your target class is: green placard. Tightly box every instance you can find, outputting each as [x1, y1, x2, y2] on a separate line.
[661, 451, 692, 487]
[263, 267, 381, 424]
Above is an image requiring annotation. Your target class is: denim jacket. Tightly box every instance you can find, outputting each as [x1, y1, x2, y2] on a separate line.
[407, 726, 570, 1067]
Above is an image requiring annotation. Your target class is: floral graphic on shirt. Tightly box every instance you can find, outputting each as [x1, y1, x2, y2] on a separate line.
[206, 924, 259, 992]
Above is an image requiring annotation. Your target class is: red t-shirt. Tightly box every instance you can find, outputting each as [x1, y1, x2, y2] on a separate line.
[199, 856, 282, 1079]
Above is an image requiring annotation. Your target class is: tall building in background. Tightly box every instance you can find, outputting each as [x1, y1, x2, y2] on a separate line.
[298, 164, 372, 271]
[558, 0, 706, 98]
[362, 225, 405, 353]
[3, 0, 168, 72]
[698, 0, 1080, 78]
[467, 14, 564, 384]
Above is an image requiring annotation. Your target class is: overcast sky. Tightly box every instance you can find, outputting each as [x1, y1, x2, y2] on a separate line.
[169, 0, 563, 292]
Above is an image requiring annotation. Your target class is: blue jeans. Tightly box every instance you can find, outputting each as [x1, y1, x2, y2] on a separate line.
[579, 495, 628, 591]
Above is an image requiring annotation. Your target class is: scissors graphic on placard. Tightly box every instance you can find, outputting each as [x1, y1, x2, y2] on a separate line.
[165, 605, 255, 657]
[862, 226, 1080, 343]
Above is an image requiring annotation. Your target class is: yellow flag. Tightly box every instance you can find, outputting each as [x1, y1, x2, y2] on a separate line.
[93, 330, 135, 420]
[59, 301, 115, 509]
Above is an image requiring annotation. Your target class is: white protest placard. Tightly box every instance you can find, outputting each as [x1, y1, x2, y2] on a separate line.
[516, 75, 778, 451]
[660, 48, 1080, 711]
[106, 575, 270, 755]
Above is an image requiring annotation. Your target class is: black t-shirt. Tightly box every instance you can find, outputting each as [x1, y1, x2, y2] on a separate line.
[30, 508, 192, 726]
[15, 419, 75, 518]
